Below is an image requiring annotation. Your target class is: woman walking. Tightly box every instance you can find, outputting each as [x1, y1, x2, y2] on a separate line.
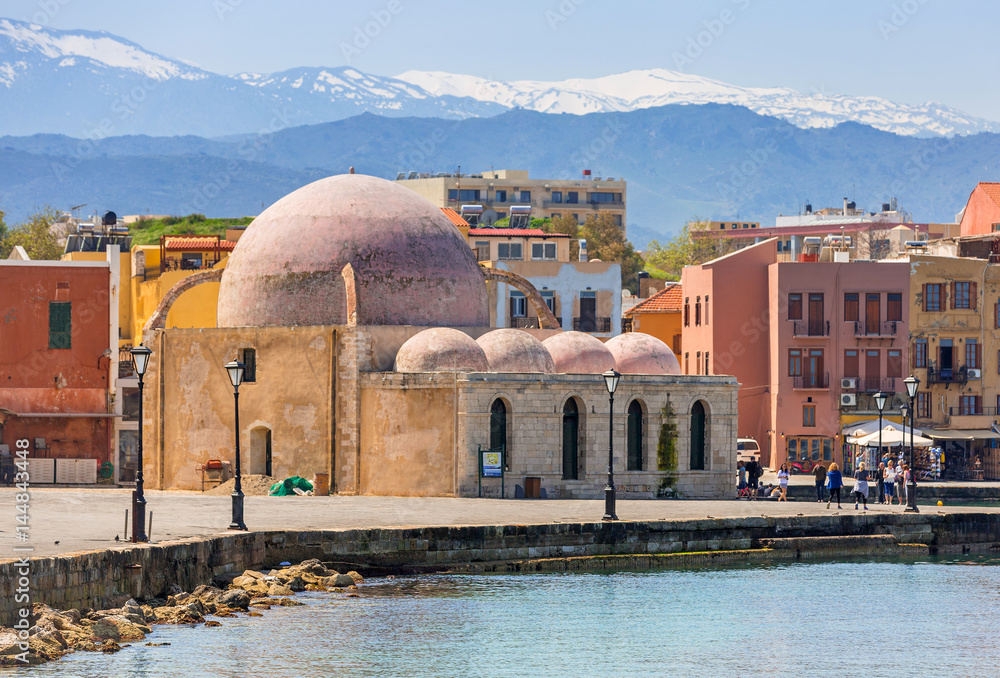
[826, 462, 843, 509]
[876, 462, 886, 504]
[853, 462, 870, 510]
[884, 460, 896, 505]
[901, 463, 911, 506]
[777, 463, 790, 501]
[895, 461, 907, 506]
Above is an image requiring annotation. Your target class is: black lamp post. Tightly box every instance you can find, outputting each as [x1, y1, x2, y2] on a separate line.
[602, 369, 621, 521]
[903, 375, 920, 513]
[129, 344, 151, 543]
[226, 358, 248, 531]
[874, 391, 887, 472]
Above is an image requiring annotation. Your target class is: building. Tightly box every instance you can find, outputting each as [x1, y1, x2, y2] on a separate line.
[0, 252, 119, 482]
[709, 220, 759, 231]
[140, 173, 736, 499]
[682, 239, 910, 470]
[396, 169, 626, 231]
[468, 227, 621, 337]
[623, 284, 683, 355]
[958, 182, 1000, 237]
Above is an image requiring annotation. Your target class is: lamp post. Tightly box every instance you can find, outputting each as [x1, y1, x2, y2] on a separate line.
[226, 359, 248, 531]
[129, 344, 152, 543]
[874, 391, 887, 472]
[602, 369, 621, 521]
[904, 375, 920, 513]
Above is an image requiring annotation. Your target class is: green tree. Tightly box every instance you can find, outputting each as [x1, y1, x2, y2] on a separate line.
[645, 219, 739, 279]
[577, 213, 645, 294]
[0, 207, 64, 260]
[541, 214, 581, 259]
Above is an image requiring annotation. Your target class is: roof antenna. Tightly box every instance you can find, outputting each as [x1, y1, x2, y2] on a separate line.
[349, 166, 355, 174]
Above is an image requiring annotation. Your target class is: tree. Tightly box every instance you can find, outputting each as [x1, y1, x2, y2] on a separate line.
[645, 219, 739, 279]
[541, 214, 581, 260]
[577, 213, 645, 294]
[0, 207, 64, 260]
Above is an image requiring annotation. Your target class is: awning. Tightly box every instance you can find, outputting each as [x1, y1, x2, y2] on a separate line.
[925, 429, 1000, 441]
[843, 419, 921, 438]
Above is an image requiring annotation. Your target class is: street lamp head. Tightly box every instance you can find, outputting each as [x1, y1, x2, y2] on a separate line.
[900, 403, 910, 420]
[225, 359, 246, 390]
[873, 391, 887, 413]
[603, 369, 621, 395]
[130, 344, 152, 377]
[904, 375, 920, 399]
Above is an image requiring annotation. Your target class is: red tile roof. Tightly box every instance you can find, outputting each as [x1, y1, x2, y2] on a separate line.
[163, 236, 237, 251]
[440, 208, 469, 227]
[978, 182, 1000, 208]
[467, 228, 570, 237]
[625, 284, 682, 316]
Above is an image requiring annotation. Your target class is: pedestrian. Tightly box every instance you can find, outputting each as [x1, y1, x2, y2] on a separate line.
[777, 463, 790, 501]
[826, 462, 843, 509]
[884, 459, 896, 505]
[746, 458, 759, 500]
[876, 461, 886, 504]
[813, 461, 827, 503]
[853, 462, 869, 510]
[901, 463, 911, 506]
[738, 461, 747, 492]
[895, 460, 906, 506]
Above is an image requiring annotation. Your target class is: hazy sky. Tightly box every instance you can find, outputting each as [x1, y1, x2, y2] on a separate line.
[8, 0, 999, 120]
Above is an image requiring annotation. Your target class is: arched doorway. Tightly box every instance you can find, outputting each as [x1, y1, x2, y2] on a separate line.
[490, 399, 507, 467]
[250, 427, 272, 476]
[690, 401, 706, 470]
[627, 400, 643, 471]
[562, 399, 579, 480]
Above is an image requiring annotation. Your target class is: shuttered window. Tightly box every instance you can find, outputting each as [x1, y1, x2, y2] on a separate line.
[48, 302, 71, 349]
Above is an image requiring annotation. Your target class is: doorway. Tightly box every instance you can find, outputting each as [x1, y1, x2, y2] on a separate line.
[250, 427, 272, 477]
[562, 399, 579, 480]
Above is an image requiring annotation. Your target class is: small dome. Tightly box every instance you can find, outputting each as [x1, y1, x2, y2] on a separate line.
[605, 332, 681, 375]
[477, 329, 555, 373]
[395, 328, 488, 373]
[543, 331, 616, 374]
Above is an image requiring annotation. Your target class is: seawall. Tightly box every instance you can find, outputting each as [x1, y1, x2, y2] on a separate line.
[3, 511, 999, 626]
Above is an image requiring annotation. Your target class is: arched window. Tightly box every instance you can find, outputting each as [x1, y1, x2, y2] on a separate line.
[490, 399, 508, 467]
[690, 401, 706, 470]
[562, 399, 579, 480]
[627, 400, 643, 471]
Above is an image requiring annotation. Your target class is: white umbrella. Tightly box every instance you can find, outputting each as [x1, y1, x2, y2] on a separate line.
[853, 425, 932, 448]
[844, 418, 922, 439]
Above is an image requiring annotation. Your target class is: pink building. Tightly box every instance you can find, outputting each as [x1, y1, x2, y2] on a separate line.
[683, 239, 909, 469]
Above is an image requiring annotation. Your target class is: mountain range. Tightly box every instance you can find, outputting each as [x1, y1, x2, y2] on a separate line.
[0, 18, 995, 138]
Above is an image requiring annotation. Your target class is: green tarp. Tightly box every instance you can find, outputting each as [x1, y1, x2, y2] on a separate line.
[268, 476, 314, 496]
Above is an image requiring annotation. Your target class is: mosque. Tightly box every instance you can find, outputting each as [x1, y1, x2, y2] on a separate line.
[140, 173, 737, 499]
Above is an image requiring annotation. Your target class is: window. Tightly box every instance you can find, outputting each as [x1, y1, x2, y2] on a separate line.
[490, 399, 508, 469]
[844, 293, 859, 322]
[48, 301, 71, 349]
[589, 192, 619, 204]
[788, 293, 802, 320]
[953, 281, 972, 310]
[519, 190, 531, 202]
[497, 242, 522, 260]
[705, 296, 709, 325]
[122, 388, 140, 422]
[914, 339, 927, 368]
[531, 242, 557, 260]
[917, 392, 931, 419]
[562, 399, 579, 480]
[803, 405, 816, 427]
[844, 349, 859, 377]
[704, 352, 710, 375]
[627, 400, 643, 471]
[549, 191, 561, 203]
[241, 348, 256, 383]
[996, 300, 1000, 329]
[684, 352, 689, 374]
[567, 191, 579, 204]
[788, 349, 802, 377]
[924, 283, 942, 312]
[541, 290, 556, 314]
[509, 292, 526, 318]
[887, 349, 902, 378]
[959, 395, 982, 416]
[695, 297, 702, 326]
[690, 401, 706, 471]
[684, 298, 690, 326]
[448, 189, 481, 202]
[696, 351, 702, 375]
[887, 293, 902, 321]
[495, 189, 507, 202]
[966, 338, 980, 369]
[786, 437, 832, 463]
[180, 253, 203, 270]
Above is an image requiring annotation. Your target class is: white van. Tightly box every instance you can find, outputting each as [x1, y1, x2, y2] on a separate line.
[737, 438, 760, 464]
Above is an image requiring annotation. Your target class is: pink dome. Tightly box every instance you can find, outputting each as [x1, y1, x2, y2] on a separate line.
[542, 331, 616, 374]
[395, 328, 489, 373]
[605, 332, 681, 375]
[477, 329, 555, 373]
[218, 174, 488, 328]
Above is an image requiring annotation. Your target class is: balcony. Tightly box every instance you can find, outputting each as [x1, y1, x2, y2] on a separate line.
[858, 377, 897, 393]
[573, 316, 612, 333]
[511, 317, 541, 329]
[949, 406, 999, 416]
[118, 345, 136, 379]
[792, 320, 830, 337]
[794, 372, 829, 389]
[926, 364, 969, 385]
[854, 320, 899, 337]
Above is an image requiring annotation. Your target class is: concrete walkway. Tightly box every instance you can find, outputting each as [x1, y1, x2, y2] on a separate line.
[3, 487, 998, 559]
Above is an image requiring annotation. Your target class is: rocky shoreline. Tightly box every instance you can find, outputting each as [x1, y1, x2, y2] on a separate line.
[0, 559, 363, 666]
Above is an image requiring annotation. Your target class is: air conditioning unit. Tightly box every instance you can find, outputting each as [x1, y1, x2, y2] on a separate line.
[968, 368, 982, 379]
[840, 377, 857, 390]
[840, 393, 857, 407]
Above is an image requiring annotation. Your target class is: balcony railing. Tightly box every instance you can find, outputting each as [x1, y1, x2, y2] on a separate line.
[792, 320, 830, 337]
[511, 317, 540, 329]
[573, 316, 612, 333]
[857, 377, 897, 393]
[794, 372, 829, 389]
[926, 364, 969, 384]
[118, 345, 136, 379]
[854, 320, 898, 337]
[949, 406, 999, 416]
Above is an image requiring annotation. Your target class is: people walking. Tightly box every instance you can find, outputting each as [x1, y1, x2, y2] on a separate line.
[884, 460, 897, 505]
[895, 461, 906, 506]
[876, 462, 886, 504]
[901, 463, 911, 506]
[777, 464, 790, 501]
[738, 461, 747, 493]
[813, 462, 827, 503]
[853, 462, 870, 510]
[746, 458, 760, 500]
[826, 462, 843, 509]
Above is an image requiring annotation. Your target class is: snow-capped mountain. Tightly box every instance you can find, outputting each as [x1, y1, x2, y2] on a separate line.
[396, 68, 996, 138]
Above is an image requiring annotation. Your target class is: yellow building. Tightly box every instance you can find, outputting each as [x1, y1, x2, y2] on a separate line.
[623, 284, 683, 355]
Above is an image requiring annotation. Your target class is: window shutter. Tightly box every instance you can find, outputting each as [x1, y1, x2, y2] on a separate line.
[971, 282, 978, 310]
[951, 281, 957, 310]
[509, 296, 516, 321]
[995, 302, 999, 329]
[923, 284, 929, 312]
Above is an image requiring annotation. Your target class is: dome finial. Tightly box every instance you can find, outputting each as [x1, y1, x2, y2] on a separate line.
[349, 166, 355, 174]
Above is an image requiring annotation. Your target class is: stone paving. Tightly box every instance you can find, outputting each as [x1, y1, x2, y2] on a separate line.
[3, 486, 999, 559]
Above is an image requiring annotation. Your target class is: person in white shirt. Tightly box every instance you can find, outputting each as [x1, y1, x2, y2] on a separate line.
[777, 464, 790, 501]
[884, 460, 896, 505]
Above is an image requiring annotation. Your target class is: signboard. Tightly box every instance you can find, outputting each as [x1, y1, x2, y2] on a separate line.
[481, 450, 502, 478]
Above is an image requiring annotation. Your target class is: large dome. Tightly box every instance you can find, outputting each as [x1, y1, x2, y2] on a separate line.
[217, 174, 489, 328]
[395, 328, 489, 373]
[605, 332, 681, 375]
[477, 329, 555, 373]
[543, 331, 616, 374]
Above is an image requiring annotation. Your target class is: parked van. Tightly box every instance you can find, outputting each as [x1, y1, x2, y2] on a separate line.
[737, 438, 760, 464]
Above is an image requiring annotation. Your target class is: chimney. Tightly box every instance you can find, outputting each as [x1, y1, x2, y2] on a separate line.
[843, 197, 848, 216]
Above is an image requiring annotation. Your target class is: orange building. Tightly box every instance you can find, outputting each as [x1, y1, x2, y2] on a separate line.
[624, 284, 682, 354]
[959, 182, 1000, 237]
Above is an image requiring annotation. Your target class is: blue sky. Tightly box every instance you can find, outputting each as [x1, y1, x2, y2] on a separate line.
[8, 0, 999, 120]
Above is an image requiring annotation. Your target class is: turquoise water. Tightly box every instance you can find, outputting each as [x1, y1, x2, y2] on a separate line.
[14, 556, 1000, 678]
